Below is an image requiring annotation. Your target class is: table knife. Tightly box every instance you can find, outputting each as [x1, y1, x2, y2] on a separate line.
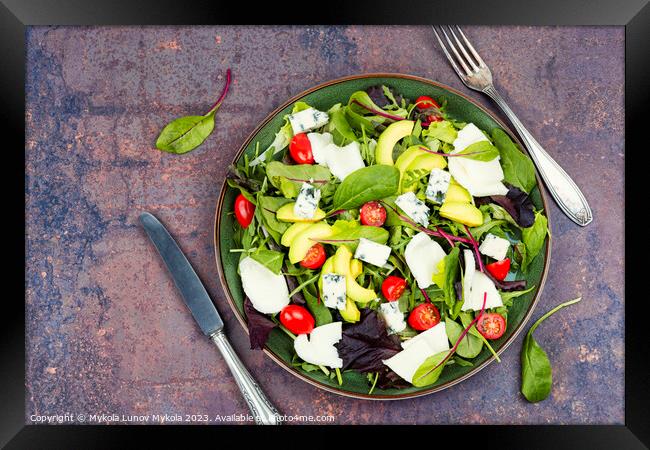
[139, 212, 282, 425]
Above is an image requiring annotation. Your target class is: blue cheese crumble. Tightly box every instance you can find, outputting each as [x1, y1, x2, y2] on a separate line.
[379, 301, 406, 334]
[293, 182, 321, 219]
[478, 233, 510, 261]
[288, 108, 329, 134]
[322, 273, 347, 310]
[395, 191, 430, 226]
[354, 238, 391, 267]
[425, 168, 451, 204]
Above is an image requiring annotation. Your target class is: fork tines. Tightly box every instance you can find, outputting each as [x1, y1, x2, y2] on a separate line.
[432, 25, 487, 79]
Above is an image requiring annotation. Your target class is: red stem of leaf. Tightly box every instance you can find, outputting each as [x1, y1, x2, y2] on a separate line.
[420, 288, 431, 303]
[463, 225, 485, 273]
[418, 146, 486, 158]
[351, 99, 405, 121]
[284, 177, 329, 184]
[206, 68, 232, 114]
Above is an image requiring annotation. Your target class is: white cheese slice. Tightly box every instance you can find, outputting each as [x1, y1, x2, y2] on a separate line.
[395, 191, 430, 226]
[294, 322, 343, 368]
[322, 273, 347, 310]
[288, 107, 329, 134]
[379, 301, 406, 334]
[307, 132, 334, 165]
[323, 141, 365, 181]
[383, 322, 450, 383]
[463, 249, 475, 303]
[404, 232, 447, 289]
[238, 256, 290, 314]
[293, 182, 321, 219]
[460, 271, 503, 311]
[448, 123, 508, 197]
[354, 238, 391, 267]
[479, 233, 510, 261]
[425, 168, 451, 204]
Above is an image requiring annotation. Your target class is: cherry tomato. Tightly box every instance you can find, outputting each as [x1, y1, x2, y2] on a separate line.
[486, 258, 511, 281]
[382, 276, 407, 301]
[359, 201, 387, 227]
[415, 95, 441, 110]
[476, 312, 507, 340]
[234, 193, 255, 228]
[300, 243, 326, 269]
[289, 133, 314, 164]
[408, 303, 441, 331]
[280, 305, 315, 335]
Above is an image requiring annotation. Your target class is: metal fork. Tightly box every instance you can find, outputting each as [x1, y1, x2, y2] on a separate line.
[432, 25, 592, 227]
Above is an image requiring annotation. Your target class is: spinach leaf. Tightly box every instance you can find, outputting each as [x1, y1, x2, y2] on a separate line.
[522, 211, 549, 271]
[500, 285, 536, 306]
[422, 120, 457, 144]
[445, 317, 483, 358]
[412, 351, 449, 387]
[331, 165, 400, 211]
[521, 297, 581, 402]
[301, 287, 332, 327]
[492, 128, 536, 194]
[256, 195, 292, 244]
[316, 220, 389, 250]
[455, 141, 500, 161]
[431, 247, 460, 309]
[326, 103, 358, 144]
[155, 69, 231, 154]
[266, 161, 331, 197]
[250, 249, 284, 274]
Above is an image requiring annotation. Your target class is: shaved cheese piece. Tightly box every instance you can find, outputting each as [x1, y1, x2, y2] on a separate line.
[323, 141, 365, 181]
[294, 322, 343, 368]
[404, 232, 446, 289]
[460, 271, 503, 311]
[307, 132, 334, 165]
[463, 249, 475, 304]
[239, 257, 290, 314]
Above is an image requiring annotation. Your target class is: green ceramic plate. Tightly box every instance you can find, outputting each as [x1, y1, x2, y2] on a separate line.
[214, 74, 550, 400]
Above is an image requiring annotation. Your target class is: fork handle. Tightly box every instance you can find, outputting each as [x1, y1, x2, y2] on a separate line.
[483, 86, 593, 226]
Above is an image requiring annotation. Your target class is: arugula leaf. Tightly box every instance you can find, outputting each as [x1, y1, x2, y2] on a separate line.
[445, 317, 483, 359]
[521, 297, 581, 402]
[265, 161, 331, 198]
[492, 128, 537, 194]
[454, 141, 500, 161]
[411, 350, 449, 387]
[316, 220, 389, 250]
[326, 103, 357, 144]
[250, 249, 284, 274]
[301, 285, 332, 327]
[155, 69, 231, 154]
[469, 217, 507, 241]
[522, 211, 549, 271]
[331, 165, 400, 211]
[422, 120, 457, 144]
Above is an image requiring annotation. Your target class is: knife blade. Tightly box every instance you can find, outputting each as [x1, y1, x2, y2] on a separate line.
[139, 211, 282, 425]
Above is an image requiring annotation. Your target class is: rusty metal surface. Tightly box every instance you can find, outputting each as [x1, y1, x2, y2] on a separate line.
[25, 26, 624, 425]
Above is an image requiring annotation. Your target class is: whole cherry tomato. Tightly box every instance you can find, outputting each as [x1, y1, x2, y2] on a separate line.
[234, 193, 255, 228]
[360, 201, 387, 227]
[476, 312, 507, 340]
[300, 243, 326, 269]
[408, 303, 441, 331]
[382, 276, 407, 301]
[280, 305, 315, 335]
[486, 258, 511, 281]
[289, 133, 314, 164]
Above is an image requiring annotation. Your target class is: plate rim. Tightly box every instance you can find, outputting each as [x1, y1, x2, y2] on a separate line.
[213, 72, 551, 400]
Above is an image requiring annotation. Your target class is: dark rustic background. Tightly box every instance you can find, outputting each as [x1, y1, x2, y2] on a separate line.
[25, 26, 624, 424]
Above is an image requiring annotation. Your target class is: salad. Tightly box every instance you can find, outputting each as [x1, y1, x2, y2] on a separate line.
[226, 85, 548, 391]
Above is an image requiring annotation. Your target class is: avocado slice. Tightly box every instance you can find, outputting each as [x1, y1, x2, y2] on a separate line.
[333, 246, 377, 303]
[439, 202, 484, 227]
[444, 183, 472, 204]
[401, 153, 448, 192]
[350, 259, 363, 279]
[375, 120, 415, 165]
[280, 222, 312, 247]
[288, 222, 332, 264]
[276, 202, 326, 223]
[340, 298, 361, 323]
[395, 145, 426, 173]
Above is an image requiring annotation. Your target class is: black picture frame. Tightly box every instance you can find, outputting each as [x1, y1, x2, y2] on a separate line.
[4, 0, 646, 447]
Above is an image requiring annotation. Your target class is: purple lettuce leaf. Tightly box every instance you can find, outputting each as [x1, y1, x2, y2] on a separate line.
[477, 185, 535, 228]
[244, 297, 277, 350]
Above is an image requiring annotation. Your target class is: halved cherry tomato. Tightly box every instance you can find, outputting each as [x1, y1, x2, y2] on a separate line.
[234, 193, 255, 228]
[359, 201, 387, 227]
[476, 312, 506, 340]
[382, 276, 407, 301]
[415, 95, 441, 110]
[289, 133, 314, 164]
[486, 258, 511, 281]
[408, 303, 441, 331]
[280, 305, 315, 335]
[300, 243, 326, 269]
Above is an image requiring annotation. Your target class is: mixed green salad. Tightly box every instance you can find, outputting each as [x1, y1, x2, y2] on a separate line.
[226, 85, 548, 391]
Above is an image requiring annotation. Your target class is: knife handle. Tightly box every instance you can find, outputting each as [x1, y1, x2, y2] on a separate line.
[210, 330, 282, 425]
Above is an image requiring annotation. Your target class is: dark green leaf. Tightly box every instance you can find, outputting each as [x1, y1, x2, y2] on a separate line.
[302, 289, 332, 327]
[266, 161, 331, 198]
[492, 128, 537, 194]
[432, 247, 460, 309]
[326, 104, 358, 144]
[315, 220, 389, 251]
[445, 317, 483, 358]
[250, 249, 284, 274]
[455, 141, 500, 161]
[332, 165, 400, 211]
[156, 113, 215, 154]
[522, 211, 549, 271]
[412, 350, 449, 387]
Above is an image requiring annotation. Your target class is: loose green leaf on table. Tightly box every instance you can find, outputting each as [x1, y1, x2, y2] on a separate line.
[521, 296, 582, 403]
[156, 68, 232, 154]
